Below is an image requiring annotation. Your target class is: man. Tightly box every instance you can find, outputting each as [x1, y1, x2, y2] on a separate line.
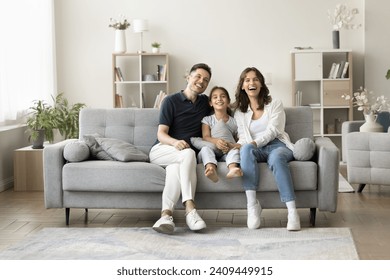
[149, 63, 212, 234]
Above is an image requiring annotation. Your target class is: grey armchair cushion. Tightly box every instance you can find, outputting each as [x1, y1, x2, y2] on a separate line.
[83, 134, 113, 160]
[293, 138, 315, 161]
[63, 141, 90, 162]
[95, 137, 149, 162]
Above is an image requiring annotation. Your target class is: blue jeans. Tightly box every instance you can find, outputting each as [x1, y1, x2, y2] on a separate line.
[240, 139, 295, 202]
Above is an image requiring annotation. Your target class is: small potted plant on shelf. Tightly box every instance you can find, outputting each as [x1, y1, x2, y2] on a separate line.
[26, 100, 56, 149]
[151, 42, 161, 53]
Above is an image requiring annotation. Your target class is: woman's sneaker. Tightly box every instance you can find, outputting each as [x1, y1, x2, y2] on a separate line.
[152, 215, 175, 234]
[247, 200, 262, 229]
[287, 210, 301, 231]
[186, 209, 207, 231]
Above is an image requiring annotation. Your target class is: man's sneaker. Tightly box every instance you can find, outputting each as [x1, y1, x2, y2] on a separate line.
[186, 209, 207, 231]
[247, 200, 262, 229]
[287, 210, 301, 231]
[152, 215, 175, 234]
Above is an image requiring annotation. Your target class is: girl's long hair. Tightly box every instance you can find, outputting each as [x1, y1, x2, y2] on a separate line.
[232, 67, 271, 113]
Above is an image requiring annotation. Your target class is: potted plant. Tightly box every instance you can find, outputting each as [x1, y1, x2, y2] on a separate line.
[52, 93, 86, 139]
[151, 42, 161, 53]
[26, 100, 56, 149]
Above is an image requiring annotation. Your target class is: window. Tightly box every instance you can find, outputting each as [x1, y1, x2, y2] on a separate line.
[0, 0, 56, 126]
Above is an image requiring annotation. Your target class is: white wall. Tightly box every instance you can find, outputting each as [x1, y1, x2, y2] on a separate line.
[365, 0, 390, 96]
[54, 0, 365, 108]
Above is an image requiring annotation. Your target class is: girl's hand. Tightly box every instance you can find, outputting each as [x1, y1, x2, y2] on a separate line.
[216, 139, 229, 153]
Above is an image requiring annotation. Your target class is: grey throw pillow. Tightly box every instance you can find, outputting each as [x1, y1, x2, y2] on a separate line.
[95, 137, 149, 162]
[83, 134, 113, 160]
[293, 138, 315, 161]
[63, 141, 90, 162]
[190, 137, 221, 154]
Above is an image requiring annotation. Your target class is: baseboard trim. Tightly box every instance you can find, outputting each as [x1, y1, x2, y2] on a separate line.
[0, 177, 13, 192]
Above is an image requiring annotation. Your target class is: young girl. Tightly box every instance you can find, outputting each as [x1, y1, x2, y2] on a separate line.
[197, 86, 242, 183]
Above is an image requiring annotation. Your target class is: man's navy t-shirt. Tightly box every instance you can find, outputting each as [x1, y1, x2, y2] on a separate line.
[158, 91, 211, 149]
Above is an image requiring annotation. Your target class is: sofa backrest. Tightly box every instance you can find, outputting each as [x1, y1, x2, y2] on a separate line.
[284, 106, 313, 143]
[79, 108, 159, 154]
[78, 106, 313, 153]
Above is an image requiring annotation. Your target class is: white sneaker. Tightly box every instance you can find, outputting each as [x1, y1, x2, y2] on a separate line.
[153, 215, 175, 234]
[247, 200, 262, 229]
[287, 210, 301, 231]
[186, 209, 207, 231]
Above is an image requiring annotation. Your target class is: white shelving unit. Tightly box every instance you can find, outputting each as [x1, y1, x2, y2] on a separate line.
[291, 49, 353, 149]
[112, 53, 169, 108]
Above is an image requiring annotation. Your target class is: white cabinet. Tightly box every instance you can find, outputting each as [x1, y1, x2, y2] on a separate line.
[112, 53, 169, 108]
[291, 49, 353, 149]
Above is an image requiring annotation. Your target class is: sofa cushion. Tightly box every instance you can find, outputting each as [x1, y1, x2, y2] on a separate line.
[63, 141, 90, 162]
[83, 133, 113, 160]
[95, 137, 149, 162]
[293, 138, 315, 161]
[63, 161, 165, 192]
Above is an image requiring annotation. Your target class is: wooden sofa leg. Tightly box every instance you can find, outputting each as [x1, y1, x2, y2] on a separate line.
[309, 208, 316, 227]
[65, 208, 70, 225]
[357, 184, 366, 193]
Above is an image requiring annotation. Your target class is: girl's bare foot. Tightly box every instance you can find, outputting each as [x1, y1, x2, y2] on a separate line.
[226, 167, 243, 179]
[205, 165, 219, 183]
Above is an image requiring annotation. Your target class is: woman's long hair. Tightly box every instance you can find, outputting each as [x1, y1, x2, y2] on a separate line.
[232, 67, 271, 113]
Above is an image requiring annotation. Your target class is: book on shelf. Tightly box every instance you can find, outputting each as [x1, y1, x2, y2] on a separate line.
[153, 90, 167, 109]
[116, 67, 124, 81]
[341, 61, 349, 78]
[115, 94, 123, 108]
[336, 61, 346, 78]
[295, 90, 302, 106]
[328, 63, 337, 79]
[114, 67, 122, 81]
[157, 64, 167, 81]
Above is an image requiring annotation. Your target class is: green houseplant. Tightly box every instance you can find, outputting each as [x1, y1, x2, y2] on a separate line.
[151, 42, 161, 53]
[26, 99, 56, 148]
[52, 93, 86, 139]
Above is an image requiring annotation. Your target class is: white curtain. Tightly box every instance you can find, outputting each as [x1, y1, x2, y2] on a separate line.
[0, 0, 56, 125]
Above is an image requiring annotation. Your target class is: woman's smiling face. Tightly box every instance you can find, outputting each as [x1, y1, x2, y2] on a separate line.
[242, 70, 261, 97]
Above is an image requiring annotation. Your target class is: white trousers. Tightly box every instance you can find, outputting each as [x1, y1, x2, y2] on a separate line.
[149, 143, 197, 212]
[197, 146, 240, 167]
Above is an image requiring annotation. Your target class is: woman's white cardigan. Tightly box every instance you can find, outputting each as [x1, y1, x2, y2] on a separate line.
[234, 99, 294, 151]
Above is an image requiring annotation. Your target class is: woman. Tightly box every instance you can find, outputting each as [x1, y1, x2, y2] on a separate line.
[233, 67, 300, 231]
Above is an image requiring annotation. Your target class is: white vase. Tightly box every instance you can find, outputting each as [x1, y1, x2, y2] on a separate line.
[359, 112, 383, 132]
[114, 30, 126, 54]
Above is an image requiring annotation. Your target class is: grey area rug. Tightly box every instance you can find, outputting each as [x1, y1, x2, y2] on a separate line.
[339, 173, 355, 193]
[0, 227, 358, 260]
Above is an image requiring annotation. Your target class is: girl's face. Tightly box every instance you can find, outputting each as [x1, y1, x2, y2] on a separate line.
[210, 89, 230, 111]
[242, 70, 262, 97]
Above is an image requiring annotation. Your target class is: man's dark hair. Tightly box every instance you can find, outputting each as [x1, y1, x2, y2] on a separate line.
[190, 63, 212, 78]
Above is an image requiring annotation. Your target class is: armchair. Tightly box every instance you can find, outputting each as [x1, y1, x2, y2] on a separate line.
[342, 111, 390, 192]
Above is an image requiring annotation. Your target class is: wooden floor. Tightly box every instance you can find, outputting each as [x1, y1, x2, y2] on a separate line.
[1, 173, 390, 260]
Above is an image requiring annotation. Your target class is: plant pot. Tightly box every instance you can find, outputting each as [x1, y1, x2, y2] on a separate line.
[31, 129, 45, 149]
[152, 47, 160, 54]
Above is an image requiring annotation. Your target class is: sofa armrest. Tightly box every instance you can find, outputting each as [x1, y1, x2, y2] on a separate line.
[341, 120, 364, 163]
[43, 139, 77, 208]
[314, 137, 339, 212]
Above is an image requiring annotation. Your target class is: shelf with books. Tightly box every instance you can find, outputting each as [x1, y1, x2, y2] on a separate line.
[291, 49, 353, 156]
[112, 53, 169, 108]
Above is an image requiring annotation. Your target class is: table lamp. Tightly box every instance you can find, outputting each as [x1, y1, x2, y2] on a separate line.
[133, 19, 148, 53]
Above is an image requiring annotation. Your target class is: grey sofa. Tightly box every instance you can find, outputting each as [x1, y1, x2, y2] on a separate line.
[342, 112, 390, 192]
[44, 106, 339, 226]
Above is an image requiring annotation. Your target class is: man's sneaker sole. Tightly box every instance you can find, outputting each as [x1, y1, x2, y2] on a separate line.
[153, 224, 174, 234]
